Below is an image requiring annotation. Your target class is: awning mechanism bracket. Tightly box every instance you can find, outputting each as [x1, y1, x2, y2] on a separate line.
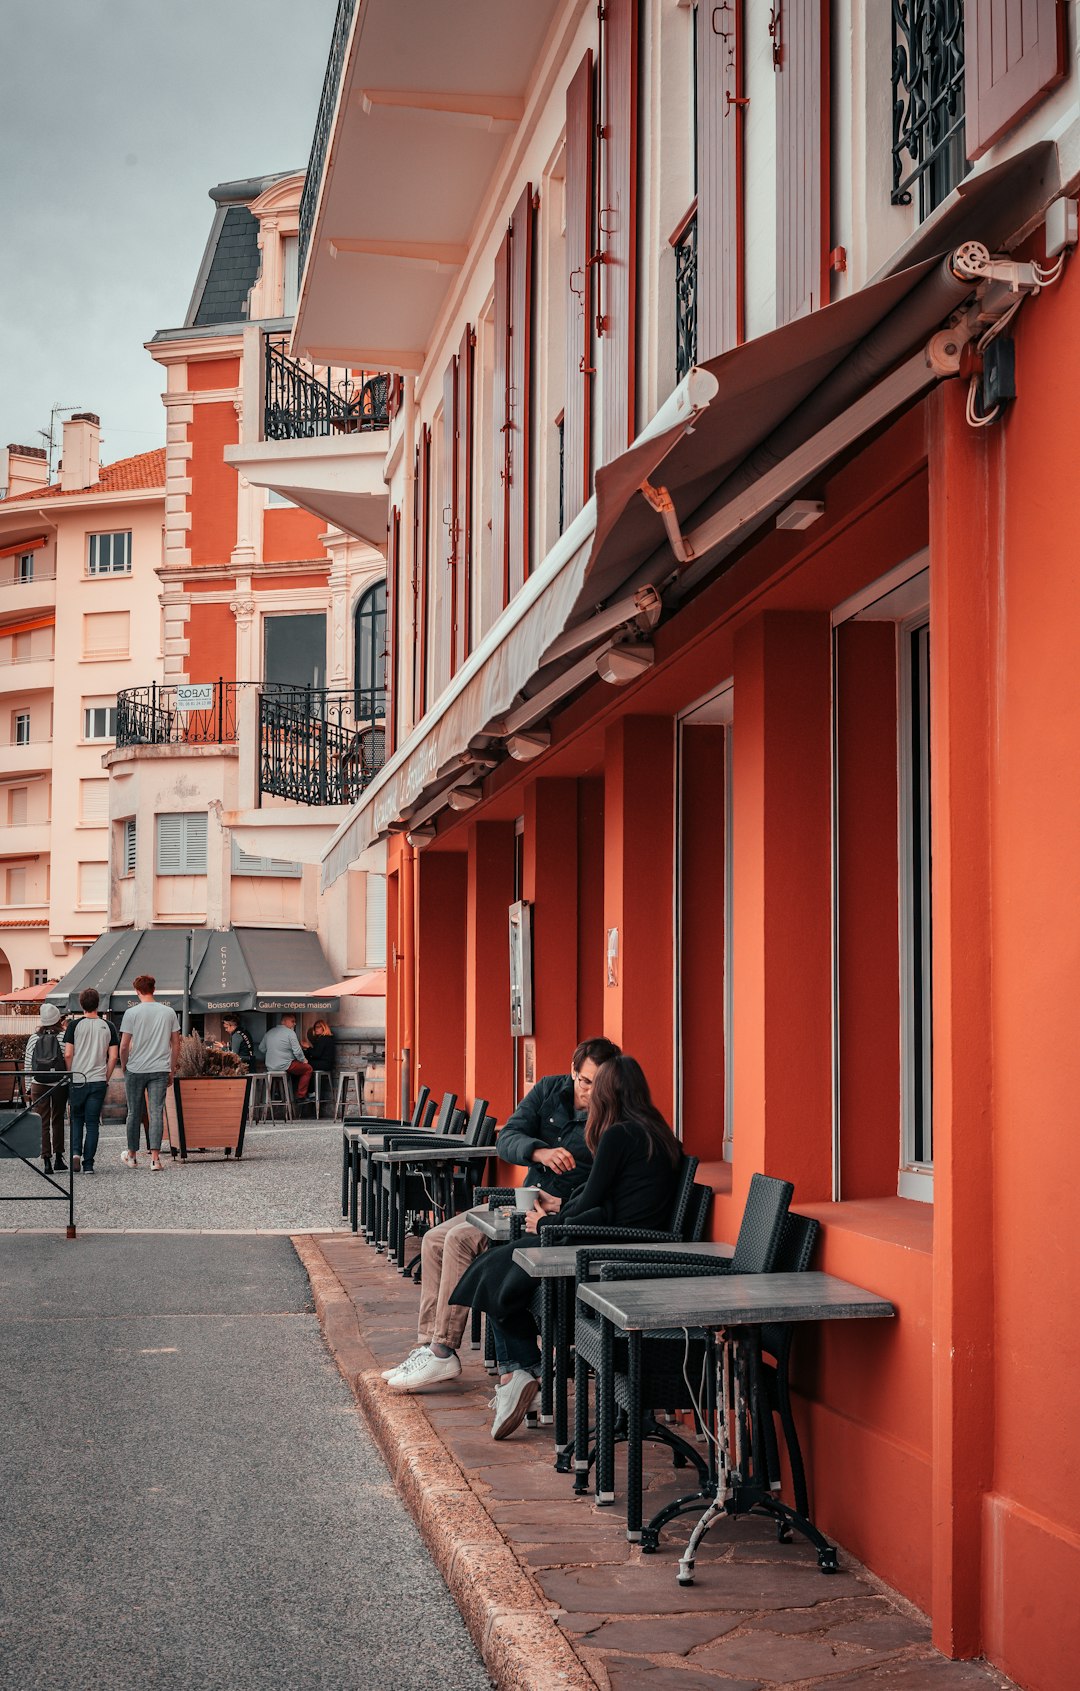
[640, 479, 695, 564]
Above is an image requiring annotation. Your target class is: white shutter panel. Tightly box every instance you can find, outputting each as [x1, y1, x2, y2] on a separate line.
[124, 820, 137, 876]
[365, 873, 387, 967]
[9, 788, 28, 826]
[157, 815, 184, 874]
[78, 862, 107, 905]
[230, 839, 301, 877]
[82, 610, 130, 657]
[183, 812, 208, 874]
[80, 779, 109, 824]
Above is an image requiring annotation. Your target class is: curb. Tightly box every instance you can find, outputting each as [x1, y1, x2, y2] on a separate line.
[291, 1233, 598, 1691]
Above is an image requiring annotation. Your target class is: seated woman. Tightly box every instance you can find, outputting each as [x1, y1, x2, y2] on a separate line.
[450, 1053, 683, 1440]
[303, 1019, 336, 1112]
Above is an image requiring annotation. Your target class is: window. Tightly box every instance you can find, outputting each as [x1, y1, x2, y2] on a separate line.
[26, 968, 50, 988]
[264, 613, 326, 689]
[13, 632, 31, 661]
[79, 779, 109, 825]
[899, 620, 933, 1194]
[83, 704, 117, 741]
[122, 819, 137, 877]
[230, 838, 301, 878]
[87, 531, 132, 575]
[5, 867, 27, 905]
[354, 581, 387, 721]
[78, 862, 108, 908]
[82, 610, 130, 659]
[156, 812, 208, 876]
[13, 712, 31, 745]
[265, 488, 296, 508]
[8, 787, 28, 826]
[891, 3, 967, 219]
[16, 552, 35, 582]
[282, 234, 300, 316]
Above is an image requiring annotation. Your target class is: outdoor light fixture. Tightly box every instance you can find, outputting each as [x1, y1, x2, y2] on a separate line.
[507, 730, 550, 760]
[596, 644, 654, 685]
[405, 824, 436, 848]
[447, 786, 483, 811]
[776, 499, 825, 531]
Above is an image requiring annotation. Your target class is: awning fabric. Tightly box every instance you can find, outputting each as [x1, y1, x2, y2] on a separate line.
[320, 140, 1057, 886]
[0, 979, 58, 1004]
[0, 536, 47, 559]
[313, 968, 386, 998]
[48, 927, 339, 1014]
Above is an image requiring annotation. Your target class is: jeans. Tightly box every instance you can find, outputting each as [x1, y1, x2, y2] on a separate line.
[70, 1080, 108, 1168]
[489, 1315, 541, 1377]
[30, 1082, 67, 1160]
[124, 1071, 170, 1154]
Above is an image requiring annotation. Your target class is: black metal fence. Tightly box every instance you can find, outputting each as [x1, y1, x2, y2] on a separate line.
[675, 213, 698, 384]
[115, 681, 385, 806]
[891, 0, 966, 216]
[299, 0, 357, 278]
[264, 334, 390, 441]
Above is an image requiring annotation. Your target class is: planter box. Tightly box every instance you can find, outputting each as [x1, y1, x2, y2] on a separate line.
[164, 1076, 250, 1161]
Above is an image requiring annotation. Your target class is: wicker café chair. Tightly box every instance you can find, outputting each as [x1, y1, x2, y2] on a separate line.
[572, 1171, 794, 1524]
[341, 1083, 429, 1228]
[371, 1091, 460, 1262]
[380, 1102, 498, 1280]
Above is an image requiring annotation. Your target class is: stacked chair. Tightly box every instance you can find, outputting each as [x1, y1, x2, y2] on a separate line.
[340, 1084, 432, 1234]
[373, 1098, 498, 1273]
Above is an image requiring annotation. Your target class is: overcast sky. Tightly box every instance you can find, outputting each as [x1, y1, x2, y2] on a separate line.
[0, 0, 337, 469]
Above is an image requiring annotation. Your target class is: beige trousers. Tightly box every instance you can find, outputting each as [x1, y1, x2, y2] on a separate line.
[416, 1209, 488, 1349]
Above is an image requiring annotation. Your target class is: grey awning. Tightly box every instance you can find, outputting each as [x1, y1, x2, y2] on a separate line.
[47, 931, 143, 1012]
[50, 927, 337, 1014]
[189, 928, 255, 1012]
[233, 928, 339, 1011]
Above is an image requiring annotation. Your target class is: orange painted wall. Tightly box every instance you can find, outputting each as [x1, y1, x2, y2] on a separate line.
[414, 850, 467, 1103]
[186, 600, 237, 682]
[263, 507, 326, 564]
[678, 724, 727, 1159]
[253, 572, 329, 593]
[189, 357, 239, 390]
[189, 400, 239, 565]
[576, 777, 606, 1042]
[523, 778, 580, 1078]
[465, 821, 515, 1123]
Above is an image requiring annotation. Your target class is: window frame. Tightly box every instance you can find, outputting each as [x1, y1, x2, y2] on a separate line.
[122, 818, 137, 878]
[82, 704, 118, 742]
[13, 711, 32, 746]
[87, 530, 133, 576]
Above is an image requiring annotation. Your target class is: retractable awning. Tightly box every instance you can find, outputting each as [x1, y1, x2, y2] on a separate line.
[321, 140, 1058, 886]
[232, 928, 340, 1011]
[49, 928, 338, 1014]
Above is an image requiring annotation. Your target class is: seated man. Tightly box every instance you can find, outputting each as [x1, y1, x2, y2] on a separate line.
[383, 1037, 621, 1392]
[259, 1014, 313, 1105]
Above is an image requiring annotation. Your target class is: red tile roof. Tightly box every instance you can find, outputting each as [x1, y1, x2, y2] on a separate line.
[4, 447, 166, 502]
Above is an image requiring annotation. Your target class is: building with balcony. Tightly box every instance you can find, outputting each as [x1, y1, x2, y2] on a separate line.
[291, 3, 1080, 1686]
[0, 418, 164, 995]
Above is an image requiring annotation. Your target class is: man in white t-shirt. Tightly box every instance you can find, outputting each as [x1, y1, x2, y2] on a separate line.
[63, 986, 120, 1174]
[118, 974, 180, 1172]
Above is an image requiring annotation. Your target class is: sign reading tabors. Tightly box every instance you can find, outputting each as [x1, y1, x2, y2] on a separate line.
[176, 683, 215, 713]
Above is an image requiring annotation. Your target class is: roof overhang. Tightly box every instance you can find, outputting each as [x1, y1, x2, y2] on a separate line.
[225, 435, 389, 548]
[293, 0, 564, 367]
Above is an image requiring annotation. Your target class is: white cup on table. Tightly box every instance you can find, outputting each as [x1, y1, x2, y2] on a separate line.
[513, 1186, 540, 1212]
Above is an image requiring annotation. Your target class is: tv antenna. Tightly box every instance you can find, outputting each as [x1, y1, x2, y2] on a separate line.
[37, 403, 84, 479]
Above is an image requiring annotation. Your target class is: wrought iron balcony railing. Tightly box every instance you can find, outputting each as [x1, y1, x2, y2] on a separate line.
[891, 1, 967, 217]
[114, 680, 386, 807]
[298, 0, 357, 279]
[674, 210, 698, 385]
[264, 333, 390, 441]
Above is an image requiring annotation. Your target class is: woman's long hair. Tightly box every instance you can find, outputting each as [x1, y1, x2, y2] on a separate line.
[310, 1019, 332, 1038]
[584, 1055, 681, 1166]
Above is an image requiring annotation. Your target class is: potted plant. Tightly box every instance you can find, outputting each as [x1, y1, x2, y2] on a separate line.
[163, 1034, 251, 1161]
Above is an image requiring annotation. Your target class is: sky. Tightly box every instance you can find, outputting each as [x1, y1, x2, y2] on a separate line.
[0, 0, 337, 470]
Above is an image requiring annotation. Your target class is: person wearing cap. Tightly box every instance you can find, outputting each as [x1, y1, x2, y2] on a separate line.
[24, 1002, 69, 1173]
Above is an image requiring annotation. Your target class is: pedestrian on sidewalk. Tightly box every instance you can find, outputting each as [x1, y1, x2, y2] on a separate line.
[63, 988, 120, 1174]
[118, 974, 180, 1172]
[259, 1014, 313, 1109]
[382, 1036, 621, 1396]
[25, 1002, 69, 1174]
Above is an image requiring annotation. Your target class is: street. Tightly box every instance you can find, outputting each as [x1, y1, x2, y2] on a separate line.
[0, 1165, 491, 1690]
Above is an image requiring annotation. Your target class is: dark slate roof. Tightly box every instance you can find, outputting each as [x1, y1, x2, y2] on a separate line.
[191, 205, 261, 327]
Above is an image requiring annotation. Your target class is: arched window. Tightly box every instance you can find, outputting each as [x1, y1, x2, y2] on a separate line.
[354, 580, 387, 722]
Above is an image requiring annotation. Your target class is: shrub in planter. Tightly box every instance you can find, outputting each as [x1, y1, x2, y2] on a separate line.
[164, 1035, 251, 1160]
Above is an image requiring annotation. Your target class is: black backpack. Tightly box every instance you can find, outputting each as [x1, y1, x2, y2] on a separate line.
[31, 1026, 67, 1084]
[235, 1028, 255, 1065]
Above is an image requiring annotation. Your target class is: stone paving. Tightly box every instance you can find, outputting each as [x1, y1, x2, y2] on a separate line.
[308, 1228, 1017, 1691]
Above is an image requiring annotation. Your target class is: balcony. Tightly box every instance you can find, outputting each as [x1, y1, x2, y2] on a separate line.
[114, 680, 386, 807]
[0, 822, 50, 858]
[0, 738, 51, 779]
[0, 564, 56, 620]
[224, 328, 392, 546]
[0, 653, 54, 695]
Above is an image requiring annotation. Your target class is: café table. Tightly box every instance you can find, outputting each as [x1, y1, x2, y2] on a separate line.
[575, 1271, 895, 1579]
[341, 1121, 467, 1237]
[373, 1143, 493, 1270]
[512, 1241, 734, 1466]
[466, 1206, 520, 1243]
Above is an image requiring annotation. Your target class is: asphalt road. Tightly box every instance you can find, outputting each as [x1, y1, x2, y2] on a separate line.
[0, 1233, 492, 1691]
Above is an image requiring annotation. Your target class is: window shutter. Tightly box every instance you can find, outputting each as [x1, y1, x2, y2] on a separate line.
[78, 862, 107, 906]
[455, 324, 474, 669]
[10, 787, 28, 826]
[183, 812, 208, 874]
[564, 50, 595, 523]
[387, 505, 401, 754]
[698, 0, 744, 357]
[491, 226, 511, 608]
[443, 355, 459, 683]
[365, 872, 387, 967]
[775, 0, 830, 325]
[79, 779, 108, 824]
[418, 424, 432, 715]
[598, 0, 639, 466]
[965, 0, 1066, 159]
[124, 819, 137, 876]
[506, 183, 534, 602]
[157, 812, 207, 875]
[82, 609, 130, 657]
[231, 839, 301, 877]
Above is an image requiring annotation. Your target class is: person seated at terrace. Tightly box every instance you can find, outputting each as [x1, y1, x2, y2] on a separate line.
[259, 1014, 313, 1107]
[382, 1037, 621, 1394]
[451, 1053, 683, 1440]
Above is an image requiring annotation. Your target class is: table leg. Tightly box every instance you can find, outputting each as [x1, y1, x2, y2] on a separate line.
[341, 1133, 349, 1216]
[573, 1344, 591, 1494]
[539, 1283, 554, 1425]
[626, 1330, 643, 1541]
[596, 1314, 615, 1505]
[554, 1280, 572, 1472]
[349, 1141, 359, 1234]
[397, 1162, 409, 1275]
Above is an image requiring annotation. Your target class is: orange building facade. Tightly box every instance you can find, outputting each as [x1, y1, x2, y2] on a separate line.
[287, 4, 1080, 1684]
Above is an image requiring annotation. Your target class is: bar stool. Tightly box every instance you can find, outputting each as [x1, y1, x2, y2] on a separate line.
[253, 1072, 293, 1122]
[333, 1069, 364, 1119]
[311, 1071, 334, 1118]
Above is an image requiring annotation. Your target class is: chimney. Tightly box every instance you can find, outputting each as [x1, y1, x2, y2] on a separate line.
[59, 413, 101, 492]
[0, 443, 49, 500]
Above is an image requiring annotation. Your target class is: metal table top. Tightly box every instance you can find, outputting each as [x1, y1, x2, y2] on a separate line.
[346, 1127, 467, 1149]
[467, 1208, 519, 1241]
[512, 1240, 734, 1279]
[577, 1272, 896, 1331]
[372, 1144, 492, 1164]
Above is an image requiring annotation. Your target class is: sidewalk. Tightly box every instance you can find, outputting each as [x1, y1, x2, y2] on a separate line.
[296, 1231, 1015, 1691]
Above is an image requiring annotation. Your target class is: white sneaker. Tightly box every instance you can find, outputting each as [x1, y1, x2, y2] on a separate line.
[489, 1370, 540, 1440]
[121, 1150, 138, 1168]
[382, 1346, 427, 1380]
[385, 1348, 462, 1392]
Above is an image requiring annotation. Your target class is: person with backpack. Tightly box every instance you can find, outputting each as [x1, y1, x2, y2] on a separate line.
[63, 987, 120, 1174]
[24, 1001, 69, 1173]
[221, 1016, 256, 1067]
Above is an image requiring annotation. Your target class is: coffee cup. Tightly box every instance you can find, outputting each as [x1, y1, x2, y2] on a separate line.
[514, 1186, 540, 1212]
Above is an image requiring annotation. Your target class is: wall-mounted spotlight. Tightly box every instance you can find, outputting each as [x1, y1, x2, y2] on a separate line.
[775, 498, 824, 531]
[447, 786, 483, 811]
[507, 729, 550, 760]
[596, 644, 654, 685]
[405, 824, 437, 848]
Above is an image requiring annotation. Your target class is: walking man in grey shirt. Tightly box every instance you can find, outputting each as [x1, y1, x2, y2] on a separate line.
[259, 1014, 313, 1104]
[118, 974, 181, 1171]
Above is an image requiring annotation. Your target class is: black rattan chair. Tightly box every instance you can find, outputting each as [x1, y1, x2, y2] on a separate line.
[341, 1083, 429, 1232]
[372, 1091, 459, 1262]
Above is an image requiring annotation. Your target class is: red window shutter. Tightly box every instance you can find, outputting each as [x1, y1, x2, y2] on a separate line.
[564, 50, 595, 523]
[442, 355, 458, 685]
[491, 227, 511, 607]
[698, 1, 744, 357]
[455, 323, 474, 669]
[598, 0, 639, 466]
[411, 445, 421, 725]
[775, 0, 830, 325]
[965, 0, 1066, 159]
[506, 183, 534, 602]
[387, 504, 401, 755]
[417, 425, 432, 719]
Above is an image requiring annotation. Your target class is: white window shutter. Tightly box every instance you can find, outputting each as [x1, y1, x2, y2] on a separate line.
[365, 873, 387, 967]
[80, 779, 109, 824]
[9, 788, 28, 826]
[157, 815, 184, 874]
[124, 820, 137, 876]
[183, 812, 208, 874]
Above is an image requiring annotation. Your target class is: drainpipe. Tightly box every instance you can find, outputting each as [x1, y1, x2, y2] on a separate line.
[182, 930, 192, 1037]
[399, 842, 417, 1120]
